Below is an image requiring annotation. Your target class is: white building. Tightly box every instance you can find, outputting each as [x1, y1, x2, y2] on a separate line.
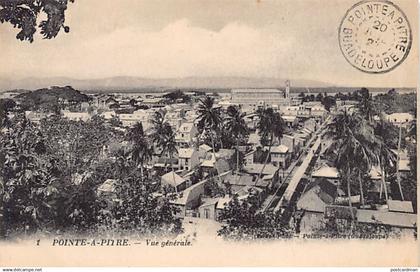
[385, 113, 414, 128]
[25, 111, 51, 123]
[178, 148, 200, 171]
[231, 86, 290, 112]
[175, 122, 198, 147]
[270, 145, 290, 169]
[61, 110, 91, 121]
[119, 109, 153, 129]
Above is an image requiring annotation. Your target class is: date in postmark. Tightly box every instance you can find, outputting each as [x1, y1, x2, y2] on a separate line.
[339, 0, 412, 73]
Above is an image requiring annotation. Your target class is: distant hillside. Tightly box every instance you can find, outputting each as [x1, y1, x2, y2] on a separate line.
[0, 76, 332, 92]
[16, 86, 90, 110]
[1, 76, 416, 94]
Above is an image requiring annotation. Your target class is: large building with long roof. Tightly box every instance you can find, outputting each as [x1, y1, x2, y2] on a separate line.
[230, 81, 291, 112]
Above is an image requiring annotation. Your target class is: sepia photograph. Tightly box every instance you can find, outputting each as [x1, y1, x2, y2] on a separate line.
[0, 0, 418, 268]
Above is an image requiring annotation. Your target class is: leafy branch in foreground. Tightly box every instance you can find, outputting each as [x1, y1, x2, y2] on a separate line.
[0, 0, 74, 42]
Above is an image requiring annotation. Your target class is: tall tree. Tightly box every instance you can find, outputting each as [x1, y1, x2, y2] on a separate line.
[224, 105, 249, 174]
[197, 96, 223, 182]
[326, 112, 378, 215]
[356, 88, 376, 122]
[374, 119, 397, 202]
[161, 123, 178, 191]
[126, 122, 152, 178]
[149, 111, 166, 148]
[150, 112, 178, 190]
[255, 107, 285, 185]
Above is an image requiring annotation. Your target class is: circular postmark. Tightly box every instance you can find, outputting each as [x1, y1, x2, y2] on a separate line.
[339, 0, 412, 73]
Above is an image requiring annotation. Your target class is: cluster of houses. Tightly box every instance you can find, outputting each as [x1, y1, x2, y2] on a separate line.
[12, 87, 417, 234]
[295, 139, 416, 235]
[60, 89, 325, 222]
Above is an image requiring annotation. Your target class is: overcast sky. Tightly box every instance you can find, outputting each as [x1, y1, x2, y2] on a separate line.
[0, 0, 418, 87]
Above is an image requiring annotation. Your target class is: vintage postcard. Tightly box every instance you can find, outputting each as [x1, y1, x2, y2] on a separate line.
[0, 0, 418, 267]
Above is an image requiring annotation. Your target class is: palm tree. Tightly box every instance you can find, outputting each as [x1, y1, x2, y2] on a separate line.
[196, 96, 223, 182]
[326, 112, 357, 218]
[356, 88, 376, 122]
[150, 113, 179, 191]
[373, 119, 397, 202]
[326, 112, 378, 215]
[161, 123, 179, 192]
[255, 107, 285, 185]
[150, 111, 166, 155]
[127, 122, 152, 178]
[224, 105, 249, 173]
[377, 142, 396, 201]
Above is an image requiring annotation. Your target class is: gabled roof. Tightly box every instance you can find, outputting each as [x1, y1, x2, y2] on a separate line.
[312, 166, 339, 178]
[199, 144, 212, 152]
[387, 200, 414, 213]
[161, 171, 186, 187]
[270, 145, 289, 153]
[201, 154, 216, 167]
[297, 180, 337, 213]
[178, 148, 195, 158]
[223, 173, 255, 186]
[216, 196, 232, 210]
[235, 185, 264, 196]
[171, 178, 208, 205]
[243, 163, 278, 175]
[201, 160, 215, 168]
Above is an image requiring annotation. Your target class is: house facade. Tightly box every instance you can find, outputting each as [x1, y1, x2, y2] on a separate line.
[175, 122, 198, 147]
[270, 145, 290, 169]
[178, 148, 200, 171]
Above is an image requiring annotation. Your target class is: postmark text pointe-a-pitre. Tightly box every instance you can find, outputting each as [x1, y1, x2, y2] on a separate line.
[339, 0, 412, 73]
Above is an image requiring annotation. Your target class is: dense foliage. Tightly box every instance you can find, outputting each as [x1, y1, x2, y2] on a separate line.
[0, 0, 73, 42]
[0, 110, 182, 238]
[218, 195, 291, 240]
[162, 90, 191, 104]
[16, 86, 90, 111]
